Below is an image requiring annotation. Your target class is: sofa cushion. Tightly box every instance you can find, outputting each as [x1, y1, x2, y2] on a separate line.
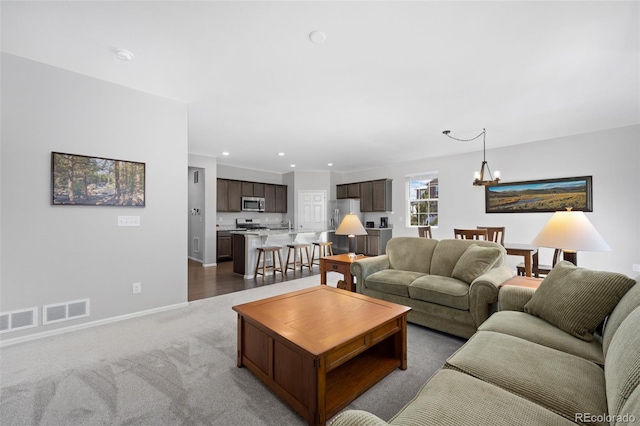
[602, 277, 640, 356]
[364, 270, 424, 297]
[524, 261, 636, 342]
[387, 369, 576, 426]
[430, 239, 505, 277]
[409, 275, 470, 310]
[605, 306, 640, 418]
[479, 310, 604, 365]
[386, 237, 438, 274]
[451, 244, 502, 284]
[445, 331, 608, 425]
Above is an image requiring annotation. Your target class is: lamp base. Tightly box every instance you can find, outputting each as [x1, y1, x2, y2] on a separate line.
[563, 250, 577, 266]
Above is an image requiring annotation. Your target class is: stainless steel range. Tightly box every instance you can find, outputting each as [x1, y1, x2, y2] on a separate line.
[236, 218, 268, 231]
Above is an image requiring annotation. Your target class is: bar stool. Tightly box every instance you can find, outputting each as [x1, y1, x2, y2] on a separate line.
[284, 243, 312, 275]
[310, 241, 333, 267]
[254, 246, 283, 280]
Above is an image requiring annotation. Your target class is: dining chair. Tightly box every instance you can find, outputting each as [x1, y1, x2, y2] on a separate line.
[517, 248, 562, 278]
[454, 228, 489, 240]
[418, 226, 432, 238]
[477, 226, 505, 246]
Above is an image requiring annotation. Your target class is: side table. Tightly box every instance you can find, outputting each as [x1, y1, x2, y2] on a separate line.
[499, 275, 543, 289]
[320, 254, 369, 292]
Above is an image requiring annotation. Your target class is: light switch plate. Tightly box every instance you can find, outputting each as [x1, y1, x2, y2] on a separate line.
[118, 216, 140, 227]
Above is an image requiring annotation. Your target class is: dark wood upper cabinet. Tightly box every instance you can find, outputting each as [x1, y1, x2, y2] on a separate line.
[360, 181, 373, 212]
[217, 179, 286, 213]
[337, 178, 392, 212]
[217, 179, 229, 212]
[228, 180, 242, 212]
[337, 184, 348, 199]
[275, 185, 287, 213]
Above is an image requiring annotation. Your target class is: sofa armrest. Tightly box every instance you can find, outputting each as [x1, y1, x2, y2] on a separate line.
[468, 265, 514, 326]
[350, 255, 390, 294]
[498, 285, 536, 312]
[329, 410, 390, 426]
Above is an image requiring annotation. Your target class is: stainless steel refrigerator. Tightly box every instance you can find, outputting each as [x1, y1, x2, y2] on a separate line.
[329, 199, 363, 253]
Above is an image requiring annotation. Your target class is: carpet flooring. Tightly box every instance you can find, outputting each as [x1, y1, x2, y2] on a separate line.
[0, 273, 465, 425]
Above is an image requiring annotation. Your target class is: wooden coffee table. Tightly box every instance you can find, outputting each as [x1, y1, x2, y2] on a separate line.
[232, 286, 411, 425]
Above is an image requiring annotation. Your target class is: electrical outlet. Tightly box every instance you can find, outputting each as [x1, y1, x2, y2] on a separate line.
[132, 282, 142, 294]
[633, 264, 640, 272]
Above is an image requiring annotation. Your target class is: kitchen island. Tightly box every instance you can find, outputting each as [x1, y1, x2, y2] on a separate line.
[231, 229, 330, 278]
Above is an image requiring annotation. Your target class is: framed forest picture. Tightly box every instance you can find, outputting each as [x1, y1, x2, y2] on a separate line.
[51, 152, 145, 206]
[485, 176, 592, 213]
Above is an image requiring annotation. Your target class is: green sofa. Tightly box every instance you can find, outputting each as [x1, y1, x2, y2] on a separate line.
[331, 263, 640, 426]
[350, 237, 513, 338]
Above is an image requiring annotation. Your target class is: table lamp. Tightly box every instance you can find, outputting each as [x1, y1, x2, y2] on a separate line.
[336, 213, 368, 258]
[531, 208, 610, 265]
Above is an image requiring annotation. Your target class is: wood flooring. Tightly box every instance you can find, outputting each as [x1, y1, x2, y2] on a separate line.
[188, 258, 320, 301]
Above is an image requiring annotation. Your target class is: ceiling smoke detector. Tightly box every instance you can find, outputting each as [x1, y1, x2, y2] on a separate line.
[309, 31, 326, 44]
[114, 48, 134, 61]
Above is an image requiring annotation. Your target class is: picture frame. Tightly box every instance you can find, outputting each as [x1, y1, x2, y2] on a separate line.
[485, 176, 592, 213]
[51, 152, 145, 206]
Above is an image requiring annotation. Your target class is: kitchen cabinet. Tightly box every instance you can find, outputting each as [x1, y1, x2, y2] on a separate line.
[217, 231, 233, 261]
[340, 178, 392, 212]
[372, 179, 392, 212]
[328, 229, 392, 256]
[275, 185, 287, 213]
[336, 184, 348, 199]
[359, 181, 373, 211]
[217, 179, 242, 212]
[242, 182, 265, 197]
[217, 179, 284, 212]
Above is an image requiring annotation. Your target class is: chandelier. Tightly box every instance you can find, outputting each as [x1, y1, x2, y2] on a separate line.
[442, 128, 501, 186]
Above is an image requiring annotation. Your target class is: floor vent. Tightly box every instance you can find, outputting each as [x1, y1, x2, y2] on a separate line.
[193, 237, 200, 253]
[42, 299, 90, 325]
[0, 307, 38, 333]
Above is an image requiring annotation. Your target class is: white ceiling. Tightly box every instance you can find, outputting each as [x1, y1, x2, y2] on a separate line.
[2, 1, 638, 173]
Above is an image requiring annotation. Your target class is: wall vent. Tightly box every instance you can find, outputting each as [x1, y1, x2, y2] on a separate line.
[0, 307, 38, 333]
[193, 237, 200, 253]
[42, 299, 90, 325]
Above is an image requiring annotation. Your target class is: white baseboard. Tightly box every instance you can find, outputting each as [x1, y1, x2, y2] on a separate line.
[202, 262, 217, 267]
[188, 257, 216, 267]
[0, 302, 189, 348]
[188, 256, 203, 263]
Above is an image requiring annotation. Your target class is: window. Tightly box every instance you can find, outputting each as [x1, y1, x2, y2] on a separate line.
[407, 172, 438, 227]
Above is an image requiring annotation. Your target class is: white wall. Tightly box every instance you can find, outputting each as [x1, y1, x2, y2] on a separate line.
[342, 125, 640, 276]
[1, 54, 189, 339]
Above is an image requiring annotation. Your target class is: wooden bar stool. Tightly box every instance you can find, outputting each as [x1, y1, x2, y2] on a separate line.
[310, 241, 333, 267]
[254, 246, 283, 280]
[285, 243, 312, 275]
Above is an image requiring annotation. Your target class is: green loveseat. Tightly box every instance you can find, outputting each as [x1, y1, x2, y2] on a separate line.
[350, 237, 513, 338]
[331, 263, 640, 426]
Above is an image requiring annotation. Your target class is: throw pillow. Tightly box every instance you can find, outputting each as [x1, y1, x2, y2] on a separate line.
[524, 261, 636, 342]
[451, 244, 503, 284]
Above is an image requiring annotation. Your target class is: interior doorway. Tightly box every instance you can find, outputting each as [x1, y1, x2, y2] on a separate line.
[188, 167, 205, 263]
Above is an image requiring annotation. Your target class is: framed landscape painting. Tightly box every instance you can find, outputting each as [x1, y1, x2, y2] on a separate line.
[485, 176, 592, 213]
[52, 152, 145, 206]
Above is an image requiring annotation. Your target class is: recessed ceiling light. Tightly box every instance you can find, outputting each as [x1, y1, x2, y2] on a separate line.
[222, 152, 230, 156]
[328, 163, 333, 166]
[114, 48, 134, 61]
[290, 164, 296, 168]
[278, 152, 285, 156]
[309, 31, 326, 44]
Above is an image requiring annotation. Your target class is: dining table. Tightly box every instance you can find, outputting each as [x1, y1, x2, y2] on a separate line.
[503, 243, 538, 277]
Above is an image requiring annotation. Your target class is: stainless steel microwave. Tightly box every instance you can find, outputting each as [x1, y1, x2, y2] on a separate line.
[242, 196, 265, 212]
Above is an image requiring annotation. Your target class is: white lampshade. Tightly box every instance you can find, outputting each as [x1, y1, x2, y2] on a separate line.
[532, 210, 611, 252]
[335, 213, 367, 236]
